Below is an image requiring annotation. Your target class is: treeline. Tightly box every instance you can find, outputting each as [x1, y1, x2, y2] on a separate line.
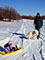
[0, 7, 45, 22]
[21, 15, 45, 20]
[21, 16, 32, 19]
[0, 7, 21, 21]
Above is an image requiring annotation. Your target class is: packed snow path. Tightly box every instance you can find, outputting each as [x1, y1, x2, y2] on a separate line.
[0, 19, 45, 60]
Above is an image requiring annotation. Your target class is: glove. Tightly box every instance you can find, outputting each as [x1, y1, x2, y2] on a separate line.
[34, 24, 36, 26]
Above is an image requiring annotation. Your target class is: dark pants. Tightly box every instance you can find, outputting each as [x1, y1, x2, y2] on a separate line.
[35, 28, 40, 39]
[37, 29, 40, 39]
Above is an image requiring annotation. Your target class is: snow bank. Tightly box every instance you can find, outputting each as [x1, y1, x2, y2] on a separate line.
[0, 19, 45, 60]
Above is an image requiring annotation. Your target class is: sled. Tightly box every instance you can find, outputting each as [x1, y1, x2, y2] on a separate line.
[1, 47, 23, 56]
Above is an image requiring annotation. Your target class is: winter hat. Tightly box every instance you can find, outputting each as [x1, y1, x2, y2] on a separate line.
[37, 12, 40, 15]
[8, 40, 13, 44]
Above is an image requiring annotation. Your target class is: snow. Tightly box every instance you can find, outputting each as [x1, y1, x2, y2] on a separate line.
[0, 19, 45, 60]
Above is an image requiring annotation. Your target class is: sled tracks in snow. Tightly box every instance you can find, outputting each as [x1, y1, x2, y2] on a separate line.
[39, 33, 45, 60]
[40, 33, 45, 43]
[40, 33, 45, 37]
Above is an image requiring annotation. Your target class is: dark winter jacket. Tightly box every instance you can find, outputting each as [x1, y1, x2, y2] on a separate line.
[34, 17, 43, 30]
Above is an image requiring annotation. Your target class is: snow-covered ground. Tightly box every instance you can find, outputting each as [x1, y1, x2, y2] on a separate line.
[0, 19, 45, 60]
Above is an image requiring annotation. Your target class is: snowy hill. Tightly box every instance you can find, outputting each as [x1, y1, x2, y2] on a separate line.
[0, 19, 45, 60]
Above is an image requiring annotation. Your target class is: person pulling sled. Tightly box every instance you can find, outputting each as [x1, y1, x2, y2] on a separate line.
[34, 12, 43, 39]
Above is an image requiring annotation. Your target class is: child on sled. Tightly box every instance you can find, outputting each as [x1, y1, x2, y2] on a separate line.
[4, 41, 18, 53]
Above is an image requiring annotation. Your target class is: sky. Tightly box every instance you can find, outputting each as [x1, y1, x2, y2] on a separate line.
[0, 0, 45, 16]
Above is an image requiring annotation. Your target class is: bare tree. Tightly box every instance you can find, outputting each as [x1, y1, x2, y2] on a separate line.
[0, 8, 3, 20]
[0, 6, 21, 21]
